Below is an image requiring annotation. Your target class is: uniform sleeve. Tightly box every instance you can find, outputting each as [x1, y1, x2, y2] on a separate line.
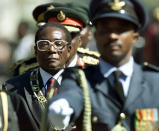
[50, 70, 84, 122]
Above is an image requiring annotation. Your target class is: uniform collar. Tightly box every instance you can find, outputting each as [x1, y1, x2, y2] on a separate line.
[39, 67, 64, 86]
[100, 56, 134, 78]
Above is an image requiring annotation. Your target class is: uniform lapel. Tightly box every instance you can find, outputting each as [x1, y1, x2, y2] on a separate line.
[124, 63, 147, 108]
[24, 70, 45, 127]
[90, 65, 121, 106]
[90, 65, 108, 95]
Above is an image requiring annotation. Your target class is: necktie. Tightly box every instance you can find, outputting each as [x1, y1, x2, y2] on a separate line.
[46, 77, 58, 99]
[112, 71, 125, 105]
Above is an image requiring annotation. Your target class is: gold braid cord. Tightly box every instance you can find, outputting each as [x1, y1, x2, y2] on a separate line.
[73, 69, 92, 131]
[0, 91, 8, 131]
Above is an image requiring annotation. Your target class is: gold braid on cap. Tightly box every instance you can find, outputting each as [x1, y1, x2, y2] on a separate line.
[57, 11, 66, 22]
[108, 0, 126, 10]
[71, 68, 92, 131]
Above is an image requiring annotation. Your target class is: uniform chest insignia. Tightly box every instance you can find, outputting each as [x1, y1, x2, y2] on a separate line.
[108, 0, 126, 11]
[82, 56, 99, 65]
[135, 108, 159, 131]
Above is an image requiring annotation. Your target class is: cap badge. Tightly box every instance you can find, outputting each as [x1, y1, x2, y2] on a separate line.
[47, 5, 55, 11]
[57, 11, 66, 21]
[108, 0, 126, 11]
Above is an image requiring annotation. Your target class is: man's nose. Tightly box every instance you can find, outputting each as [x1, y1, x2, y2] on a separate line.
[109, 32, 119, 39]
[49, 45, 57, 52]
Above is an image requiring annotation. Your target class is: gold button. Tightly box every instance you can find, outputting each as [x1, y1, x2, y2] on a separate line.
[120, 113, 126, 120]
[92, 116, 98, 123]
[144, 62, 148, 66]
[72, 125, 76, 129]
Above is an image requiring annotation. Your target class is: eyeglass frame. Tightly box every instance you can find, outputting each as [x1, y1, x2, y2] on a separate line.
[36, 39, 69, 52]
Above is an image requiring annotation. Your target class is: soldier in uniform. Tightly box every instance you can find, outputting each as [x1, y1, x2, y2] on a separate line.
[3, 22, 72, 131]
[48, 0, 159, 131]
[11, 2, 100, 76]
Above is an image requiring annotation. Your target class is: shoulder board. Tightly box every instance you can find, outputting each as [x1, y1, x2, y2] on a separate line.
[10, 56, 38, 75]
[77, 47, 100, 58]
[142, 62, 159, 72]
[81, 56, 99, 65]
[19, 63, 39, 75]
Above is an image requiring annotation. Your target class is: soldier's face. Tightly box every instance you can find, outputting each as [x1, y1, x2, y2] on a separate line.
[95, 18, 139, 66]
[34, 26, 71, 74]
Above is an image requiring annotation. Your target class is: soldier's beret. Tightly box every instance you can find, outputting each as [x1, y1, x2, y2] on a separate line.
[44, 6, 88, 32]
[32, 2, 65, 26]
[90, 0, 148, 30]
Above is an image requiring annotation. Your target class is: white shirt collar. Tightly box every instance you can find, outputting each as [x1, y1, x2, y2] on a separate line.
[100, 56, 134, 78]
[39, 67, 64, 86]
[68, 54, 78, 67]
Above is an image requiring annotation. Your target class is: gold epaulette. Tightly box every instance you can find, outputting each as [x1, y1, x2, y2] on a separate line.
[19, 62, 39, 75]
[10, 55, 38, 75]
[77, 47, 100, 58]
[81, 56, 99, 65]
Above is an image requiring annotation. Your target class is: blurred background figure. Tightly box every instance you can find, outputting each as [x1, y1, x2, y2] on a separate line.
[143, 6, 159, 66]
[0, 38, 12, 86]
[12, 21, 34, 62]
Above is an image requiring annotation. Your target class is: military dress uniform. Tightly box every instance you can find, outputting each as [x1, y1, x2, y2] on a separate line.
[3, 67, 62, 131]
[51, 58, 159, 131]
[48, 0, 159, 131]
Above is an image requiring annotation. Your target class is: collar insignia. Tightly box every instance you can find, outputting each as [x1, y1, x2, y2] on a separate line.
[108, 0, 126, 11]
[57, 11, 66, 21]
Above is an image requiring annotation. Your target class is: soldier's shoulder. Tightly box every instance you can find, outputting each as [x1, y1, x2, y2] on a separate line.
[142, 62, 159, 72]
[10, 56, 39, 76]
[77, 47, 100, 58]
[77, 48, 100, 68]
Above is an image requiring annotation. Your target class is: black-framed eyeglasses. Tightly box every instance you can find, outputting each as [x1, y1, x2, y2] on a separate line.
[36, 40, 69, 51]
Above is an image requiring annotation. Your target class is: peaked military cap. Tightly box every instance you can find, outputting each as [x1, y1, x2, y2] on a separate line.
[90, 0, 148, 30]
[44, 5, 88, 32]
[32, 2, 65, 26]
[66, 1, 91, 25]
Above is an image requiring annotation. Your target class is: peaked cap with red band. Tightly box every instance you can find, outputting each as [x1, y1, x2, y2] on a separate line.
[44, 7, 88, 32]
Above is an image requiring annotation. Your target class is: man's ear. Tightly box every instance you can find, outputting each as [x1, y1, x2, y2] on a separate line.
[94, 30, 97, 40]
[78, 36, 82, 47]
[132, 32, 140, 45]
[67, 45, 72, 58]
[34, 45, 37, 55]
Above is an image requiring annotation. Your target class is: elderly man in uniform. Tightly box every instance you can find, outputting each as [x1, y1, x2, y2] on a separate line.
[48, 0, 159, 131]
[3, 22, 72, 131]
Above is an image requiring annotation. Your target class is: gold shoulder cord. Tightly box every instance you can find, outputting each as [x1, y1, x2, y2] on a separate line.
[0, 91, 8, 131]
[73, 68, 92, 131]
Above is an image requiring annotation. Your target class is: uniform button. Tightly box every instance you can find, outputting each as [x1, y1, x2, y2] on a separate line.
[120, 113, 126, 120]
[92, 116, 98, 123]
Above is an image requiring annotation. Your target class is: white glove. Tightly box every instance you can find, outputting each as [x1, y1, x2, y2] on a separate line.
[48, 98, 74, 130]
